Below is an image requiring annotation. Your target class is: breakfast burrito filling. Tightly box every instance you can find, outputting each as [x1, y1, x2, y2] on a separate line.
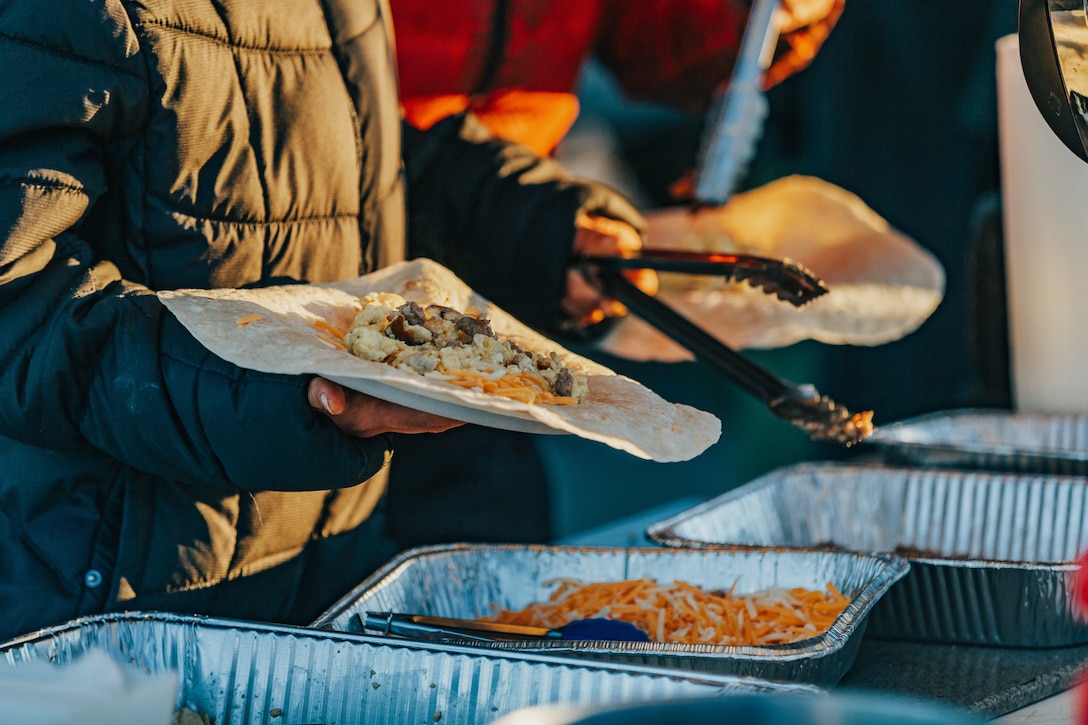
[344, 292, 589, 404]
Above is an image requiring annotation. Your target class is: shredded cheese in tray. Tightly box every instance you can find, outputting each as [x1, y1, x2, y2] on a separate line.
[482, 577, 852, 646]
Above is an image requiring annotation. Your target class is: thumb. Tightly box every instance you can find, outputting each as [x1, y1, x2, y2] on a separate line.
[308, 377, 346, 415]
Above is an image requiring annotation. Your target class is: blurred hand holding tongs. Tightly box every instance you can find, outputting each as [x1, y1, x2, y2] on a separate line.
[580, 0, 872, 447]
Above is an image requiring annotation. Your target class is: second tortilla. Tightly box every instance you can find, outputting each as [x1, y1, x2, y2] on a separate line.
[598, 175, 945, 361]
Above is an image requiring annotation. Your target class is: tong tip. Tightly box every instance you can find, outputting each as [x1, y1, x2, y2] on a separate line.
[770, 258, 830, 308]
[806, 407, 875, 448]
[731, 256, 829, 308]
[770, 386, 875, 447]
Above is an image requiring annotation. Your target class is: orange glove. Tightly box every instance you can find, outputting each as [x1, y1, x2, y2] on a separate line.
[765, 0, 845, 89]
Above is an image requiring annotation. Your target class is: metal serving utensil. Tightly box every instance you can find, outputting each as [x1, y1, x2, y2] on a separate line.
[357, 612, 650, 643]
[581, 259, 874, 447]
[693, 0, 781, 205]
[580, 249, 828, 307]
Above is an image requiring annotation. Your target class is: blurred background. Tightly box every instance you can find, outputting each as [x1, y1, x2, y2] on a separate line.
[541, 0, 1019, 538]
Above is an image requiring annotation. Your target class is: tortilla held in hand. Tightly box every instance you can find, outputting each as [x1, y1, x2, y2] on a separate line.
[157, 258, 721, 463]
[598, 176, 945, 362]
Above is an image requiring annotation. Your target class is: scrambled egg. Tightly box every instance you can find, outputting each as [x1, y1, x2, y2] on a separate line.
[344, 293, 588, 402]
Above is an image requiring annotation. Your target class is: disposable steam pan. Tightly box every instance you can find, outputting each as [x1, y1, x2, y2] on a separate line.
[647, 461, 1088, 646]
[868, 409, 1088, 475]
[312, 544, 907, 687]
[0, 612, 820, 724]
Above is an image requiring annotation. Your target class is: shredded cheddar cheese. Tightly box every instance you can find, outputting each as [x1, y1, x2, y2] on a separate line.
[235, 313, 263, 326]
[483, 577, 851, 646]
[428, 368, 578, 405]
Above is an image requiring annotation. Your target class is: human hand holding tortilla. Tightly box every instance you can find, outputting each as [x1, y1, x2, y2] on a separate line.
[159, 259, 720, 462]
[308, 377, 464, 437]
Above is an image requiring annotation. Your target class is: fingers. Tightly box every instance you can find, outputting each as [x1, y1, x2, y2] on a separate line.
[777, 0, 838, 33]
[562, 267, 627, 324]
[573, 212, 642, 257]
[567, 213, 659, 327]
[338, 389, 463, 436]
[766, 0, 844, 88]
[625, 267, 659, 296]
[308, 376, 346, 415]
[308, 377, 464, 437]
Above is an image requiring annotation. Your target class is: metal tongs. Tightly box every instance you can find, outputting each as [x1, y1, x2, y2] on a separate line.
[612, 1, 872, 445]
[355, 612, 649, 643]
[693, 0, 781, 205]
[586, 248, 827, 307]
[580, 251, 874, 447]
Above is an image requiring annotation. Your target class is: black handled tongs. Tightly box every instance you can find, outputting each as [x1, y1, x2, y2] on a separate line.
[580, 253, 874, 447]
[583, 248, 829, 307]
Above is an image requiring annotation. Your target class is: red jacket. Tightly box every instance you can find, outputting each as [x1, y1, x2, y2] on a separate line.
[391, 0, 751, 154]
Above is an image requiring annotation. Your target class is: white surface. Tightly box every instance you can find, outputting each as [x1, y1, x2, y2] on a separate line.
[0, 649, 178, 725]
[556, 496, 707, 547]
[991, 687, 1077, 723]
[997, 34, 1088, 414]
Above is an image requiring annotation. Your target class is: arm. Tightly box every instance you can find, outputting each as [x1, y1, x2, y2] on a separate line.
[400, 112, 646, 335]
[595, 0, 751, 113]
[594, 0, 843, 112]
[0, 8, 391, 492]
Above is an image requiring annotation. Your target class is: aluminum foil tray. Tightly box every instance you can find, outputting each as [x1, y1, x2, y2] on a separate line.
[312, 544, 907, 687]
[646, 461, 1088, 647]
[868, 409, 1088, 475]
[0, 612, 821, 725]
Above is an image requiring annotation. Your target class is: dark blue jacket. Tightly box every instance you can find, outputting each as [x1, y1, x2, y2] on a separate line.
[0, 0, 641, 640]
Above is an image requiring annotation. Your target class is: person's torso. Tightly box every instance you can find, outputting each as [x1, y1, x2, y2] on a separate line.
[0, 0, 404, 639]
[392, 0, 602, 98]
[90, 0, 406, 291]
[391, 0, 602, 154]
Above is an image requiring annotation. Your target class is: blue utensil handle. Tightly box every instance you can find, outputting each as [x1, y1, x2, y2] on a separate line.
[560, 618, 651, 642]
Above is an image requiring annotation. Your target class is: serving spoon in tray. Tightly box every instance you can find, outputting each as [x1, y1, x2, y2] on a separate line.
[579, 252, 875, 447]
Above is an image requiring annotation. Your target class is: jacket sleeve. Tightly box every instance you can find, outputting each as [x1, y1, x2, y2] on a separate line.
[595, 0, 845, 108]
[400, 112, 645, 334]
[0, 5, 390, 492]
[594, 0, 751, 113]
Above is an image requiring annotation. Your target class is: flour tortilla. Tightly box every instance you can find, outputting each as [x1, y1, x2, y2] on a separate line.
[598, 175, 945, 361]
[157, 258, 720, 462]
